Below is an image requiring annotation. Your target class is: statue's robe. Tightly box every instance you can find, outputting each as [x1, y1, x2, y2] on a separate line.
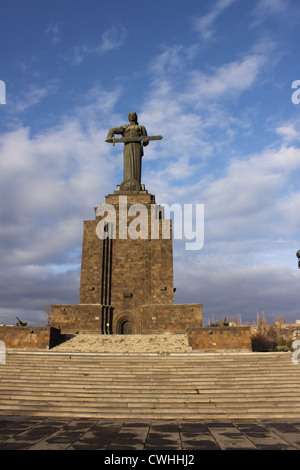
[107, 124, 148, 184]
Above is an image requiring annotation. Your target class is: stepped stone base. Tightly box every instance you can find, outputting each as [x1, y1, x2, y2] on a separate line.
[52, 333, 193, 354]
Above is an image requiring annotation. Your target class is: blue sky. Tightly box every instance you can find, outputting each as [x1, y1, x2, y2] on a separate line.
[1, 0, 300, 326]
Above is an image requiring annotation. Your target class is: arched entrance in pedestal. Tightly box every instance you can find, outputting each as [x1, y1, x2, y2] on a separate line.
[114, 312, 142, 334]
[121, 320, 132, 335]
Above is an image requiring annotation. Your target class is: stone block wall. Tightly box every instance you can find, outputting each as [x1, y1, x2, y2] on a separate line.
[187, 326, 252, 352]
[0, 326, 60, 350]
[79, 220, 102, 304]
[79, 191, 174, 308]
[51, 305, 105, 334]
[51, 304, 203, 335]
[139, 304, 203, 334]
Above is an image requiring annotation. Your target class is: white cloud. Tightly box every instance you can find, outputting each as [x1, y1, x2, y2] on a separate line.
[174, 255, 300, 324]
[70, 26, 127, 65]
[0, 88, 120, 266]
[100, 26, 127, 52]
[182, 51, 267, 109]
[150, 44, 198, 77]
[140, 43, 272, 192]
[276, 122, 300, 143]
[146, 40, 271, 135]
[9, 81, 60, 112]
[197, 145, 300, 231]
[250, 0, 287, 27]
[192, 0, 238, 40]
[45, 22, 61, 44]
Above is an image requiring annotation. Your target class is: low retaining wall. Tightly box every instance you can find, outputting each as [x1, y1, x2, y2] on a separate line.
[0, 326, 60, 350]
[188, 326, 252, 352]
[0, 325, 252, 352]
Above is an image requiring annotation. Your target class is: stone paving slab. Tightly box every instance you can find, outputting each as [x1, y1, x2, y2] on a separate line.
[0, 415, 300, 451]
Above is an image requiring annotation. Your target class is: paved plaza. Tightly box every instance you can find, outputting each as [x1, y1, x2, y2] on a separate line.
[0, 415, 300, 451]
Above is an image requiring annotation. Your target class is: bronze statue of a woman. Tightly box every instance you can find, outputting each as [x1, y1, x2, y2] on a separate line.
[106, 112, 162, 192]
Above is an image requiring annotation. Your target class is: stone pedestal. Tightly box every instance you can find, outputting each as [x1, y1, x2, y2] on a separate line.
[51, 187, 203, 334]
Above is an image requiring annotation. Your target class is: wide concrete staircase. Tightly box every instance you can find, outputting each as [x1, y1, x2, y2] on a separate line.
[0, 338, 300, 419]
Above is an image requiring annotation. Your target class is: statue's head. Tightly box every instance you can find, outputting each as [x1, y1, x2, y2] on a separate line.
[128, 112, 138, 123]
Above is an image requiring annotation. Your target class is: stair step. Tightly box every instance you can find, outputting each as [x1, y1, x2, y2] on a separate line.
[1, 351, 299, 420]
[0, 408, 299, 419]
[0, 399, 299, 410]
[1, 395, 300, 405]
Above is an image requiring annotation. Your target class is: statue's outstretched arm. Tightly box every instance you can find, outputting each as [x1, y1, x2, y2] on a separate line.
[106, 126, 125, 139]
